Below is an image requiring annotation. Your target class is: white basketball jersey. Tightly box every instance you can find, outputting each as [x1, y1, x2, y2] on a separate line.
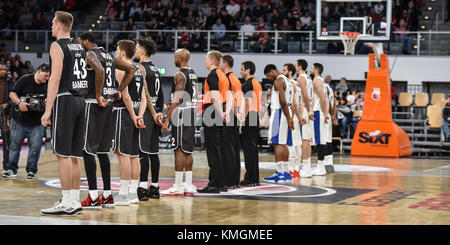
[290, 79, 301, 107]
[313, 76, 327, 111]
[300, 73, 313, 107]
[271, 74, 292, 109]
[326, 83, 334, 114]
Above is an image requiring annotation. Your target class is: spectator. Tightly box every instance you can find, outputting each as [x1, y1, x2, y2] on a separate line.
[252, 1, 266, 20]
[180, 26, 191, 49]
[277, 0, 288, 17]
[256, 16, 266, 31]
[239, 2, 252, 21]
[191, 30, 205, 51]
[0, 62, 13, 170]
[196, 10, 206, 29]
[3, 63, 49, 179]
[129, 0, 142, 20]
[126, 17, 135, 30]
[117, 1, 129, 21]
[292, 0, 301, 18]
[220, 9, 233, 29]
[216, 0, 226, 13]
[443, 95, 450, 141]
[291, 20, 304, 41]
[300, 11, 312, 29]
[199, 1, 212, 17]
[226, 0, 241, 19]
[335, 77, 350, 98]
[394, 18, 412, 53]
[325, 75, 332, 86]
[240, 16, 255, 38]
[356, 92, 364, 111]
[18, 6, 33, 29]
[185, 9, 195, 27]
[391, 80, 397, 112]
[212, 18, 226, 40]
[253, 32, 271, 53]
[337, 97, 352, 138]
[270, 9, 283, 29]
[105, 0, 117, 21]
[31, 11, 47, 30]
[406, 1, 420, 31]
[24, 61, 33, 74]
[206, 9, 218, 29]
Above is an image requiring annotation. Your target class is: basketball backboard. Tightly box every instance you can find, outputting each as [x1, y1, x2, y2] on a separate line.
[316, 0, 392, 42]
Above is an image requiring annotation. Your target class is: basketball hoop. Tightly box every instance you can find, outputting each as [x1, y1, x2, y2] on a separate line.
[340, 32, 360, 55]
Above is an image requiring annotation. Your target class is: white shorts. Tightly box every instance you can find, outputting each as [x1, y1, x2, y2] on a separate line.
[268, 108, 292, 146]
[312, 110, 326, 145]
[292, 116, 302, 146]
[301, 107, 313, 141]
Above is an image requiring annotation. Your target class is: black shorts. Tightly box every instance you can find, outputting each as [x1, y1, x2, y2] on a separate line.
[144, 113, 161, 154]
[139, 110, 153, 154]
[83, 102, 114, 155]
[52, 94, 86, 158]
[171, 107, 195, 153]
[112, 107, 139, 157]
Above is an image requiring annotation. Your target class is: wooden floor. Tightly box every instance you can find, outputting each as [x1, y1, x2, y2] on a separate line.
[0, 148, 449, 225]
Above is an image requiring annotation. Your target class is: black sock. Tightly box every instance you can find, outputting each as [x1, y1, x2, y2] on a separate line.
[97, 153, 111, 191]
[139, 151, 149, 182]
[317, 145, 325, 161]
[82, 151, 97, 190]
[149, 154, 160, 183]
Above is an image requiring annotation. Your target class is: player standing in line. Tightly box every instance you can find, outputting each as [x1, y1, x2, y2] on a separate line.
[220, 55, 245, 189]
[295, 59, 314, 178]
[310, 63, 329, 176]
[263, 64, 294, 183]
[324, 77, 337, 173]
[161, 48, 199, 196]
[77, 32, 136, 209]
[133, 37, 164, 200]
[40, 11, 88, 215]
[239, 61, 262, 187]
[282, 63, 305, 179]
[112, 40, 147, 206]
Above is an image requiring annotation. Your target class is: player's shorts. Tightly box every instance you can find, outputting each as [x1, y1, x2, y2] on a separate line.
[141, 110, 161, 154]
[83, 101, 114, 155]
[112, 107, 139, 157]
[326, 113, 332, 143]
[300, 107, 313, 141]
[51, 93, 86, 158]
[291, 116, 302, 146]
[268, 108, 292, 146]
[312, 110, 326, 146]
[171, 107, 195, 153]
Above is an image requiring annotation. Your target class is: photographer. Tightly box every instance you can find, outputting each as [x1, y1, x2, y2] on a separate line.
[3, 63, 49, 179]
[0, 62, 14, 171]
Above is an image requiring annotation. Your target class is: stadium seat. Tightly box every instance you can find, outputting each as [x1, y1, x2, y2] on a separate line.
[413, 93, 429, 107]
[288, 41, 301, 53]
[397, 92, 413, 107]
[390, 43, 403, 54]
[301, 42, 310, 53]
[431, 93, 446, 105]
[316, 42, 328, 54]
[426, 105, 443, 128]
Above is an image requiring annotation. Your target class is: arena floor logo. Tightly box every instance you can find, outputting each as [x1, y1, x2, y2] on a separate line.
[41, 177, 373, 204]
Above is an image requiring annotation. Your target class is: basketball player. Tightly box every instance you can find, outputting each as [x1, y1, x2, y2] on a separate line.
[263, 64, 294, 183]
[161, 48, 198, 196]
[220, 55, 245, 189]
[40, 11, 88, 215]
[282, 63, 305, 179]
[239, 61, 262, 186]
[77, 32, 136, 209]
[133, 37, 164, 201]
[310, 63, 329, 176]
[324, 77, 338, 173]
[112, 40, 147, 206]
[295, 59, 314, 178]
[197, 50, 231, 193]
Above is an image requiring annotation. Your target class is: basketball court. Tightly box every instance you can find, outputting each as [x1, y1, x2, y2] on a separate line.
[0, 148, 448, 225]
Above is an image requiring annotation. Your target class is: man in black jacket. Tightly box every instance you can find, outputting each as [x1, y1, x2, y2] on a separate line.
[0, 62, 14, 171]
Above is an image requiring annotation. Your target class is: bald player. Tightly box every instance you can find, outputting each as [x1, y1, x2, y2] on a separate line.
[162, 48, 199, 196]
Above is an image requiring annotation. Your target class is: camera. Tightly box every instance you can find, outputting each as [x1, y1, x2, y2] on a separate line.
[17, 94, 46, 112]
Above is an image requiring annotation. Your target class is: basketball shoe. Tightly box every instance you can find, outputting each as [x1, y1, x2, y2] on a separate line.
[312, 161, 327, 176]
[114, 194, 130, 206]
[81, 194, 103, 209]
[147, 185, 160, 199]
[40, 200, 77, 216]
[264, 171, 285, 183]
[161, 185, 184, 197]
[137, 187, 149, 201]
[282, 172, 292, 182]
[102, 194, 115, 208]
[293, 170, 300, 179]
[182, 183, 197, 196]
[299, 167, 313, 178]
[128, 192, 139, 204]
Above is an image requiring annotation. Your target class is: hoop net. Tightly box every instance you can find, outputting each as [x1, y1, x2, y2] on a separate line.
[340, 32, 360, 55]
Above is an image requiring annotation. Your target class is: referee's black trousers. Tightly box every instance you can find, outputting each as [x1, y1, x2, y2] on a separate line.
[223, 118, 240, 187]
[240, 112, 260, 183]
[204, 124, 226, 188]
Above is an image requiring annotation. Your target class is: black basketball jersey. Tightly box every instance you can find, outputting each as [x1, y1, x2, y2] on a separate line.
[113, 64, 143, 109]
[141, 60, 164, 113]
[170, 67, 198, 108]
[50, 38, 89, 96]
[85, 47, 118, 100]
